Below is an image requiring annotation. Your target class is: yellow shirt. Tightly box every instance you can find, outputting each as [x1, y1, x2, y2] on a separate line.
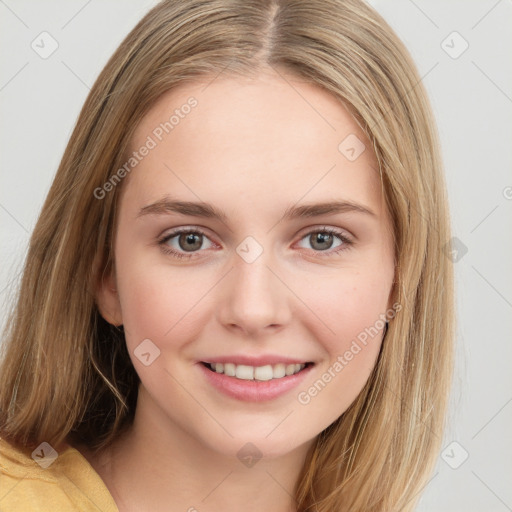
[0, 436, 119, 511]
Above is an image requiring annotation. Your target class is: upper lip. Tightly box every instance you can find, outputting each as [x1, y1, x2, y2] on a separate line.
[200, 355, 314, 366]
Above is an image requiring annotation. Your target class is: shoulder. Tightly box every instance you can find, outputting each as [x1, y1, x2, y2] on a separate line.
[0, 436, 118, 512]
[0, 436, 60, 481]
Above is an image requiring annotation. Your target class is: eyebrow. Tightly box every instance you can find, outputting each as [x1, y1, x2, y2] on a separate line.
[137, 196, 376, 221]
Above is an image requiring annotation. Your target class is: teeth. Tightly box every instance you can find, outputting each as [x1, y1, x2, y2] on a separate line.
[235, 364, 254, 380]
[254, 365, 273, 381]
[285, 364, 296, 376]
[273, 363, 286, 378]
[224, 362, 236, 376]
[208, 362, 307, 380]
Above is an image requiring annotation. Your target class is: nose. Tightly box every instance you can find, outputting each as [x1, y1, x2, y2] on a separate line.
[216, 249, 292, 338]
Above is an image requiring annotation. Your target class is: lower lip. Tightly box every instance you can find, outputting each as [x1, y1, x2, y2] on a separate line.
[198, 362, 314, 402]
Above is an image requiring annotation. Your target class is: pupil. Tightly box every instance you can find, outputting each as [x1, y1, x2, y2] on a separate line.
[313, 233, 332, 250]
[180, 233, 201, 251]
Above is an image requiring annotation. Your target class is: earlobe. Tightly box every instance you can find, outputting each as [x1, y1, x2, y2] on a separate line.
[386, 276, 399, 315]
[95, 264, 123, 327]
[382, 321, 389, 341]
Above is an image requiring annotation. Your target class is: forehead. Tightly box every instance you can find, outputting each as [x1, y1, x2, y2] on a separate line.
[121, 69, 383, 217]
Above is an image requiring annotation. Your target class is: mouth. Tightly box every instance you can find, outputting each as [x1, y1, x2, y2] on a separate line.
[201, 361, 314, 381]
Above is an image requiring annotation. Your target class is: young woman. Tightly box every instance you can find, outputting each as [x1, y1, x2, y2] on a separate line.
[0, 0, 455, 510]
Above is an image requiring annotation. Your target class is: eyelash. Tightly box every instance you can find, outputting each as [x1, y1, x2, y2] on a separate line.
[157, 226, 354, 260]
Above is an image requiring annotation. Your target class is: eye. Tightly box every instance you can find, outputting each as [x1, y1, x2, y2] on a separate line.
[157, 226, 353, 260]
[296, 227, 353, 256]
[158, 228, 215, 259]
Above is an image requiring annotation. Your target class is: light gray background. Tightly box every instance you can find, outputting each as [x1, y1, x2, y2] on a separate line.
[1, 1, 511, 511]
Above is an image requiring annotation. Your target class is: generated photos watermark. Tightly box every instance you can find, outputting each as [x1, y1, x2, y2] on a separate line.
[93, 96, 198, 200]
[297, 302, 402, 405]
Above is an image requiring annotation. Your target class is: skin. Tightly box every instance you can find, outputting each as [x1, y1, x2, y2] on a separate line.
[80, 67, 395, 512]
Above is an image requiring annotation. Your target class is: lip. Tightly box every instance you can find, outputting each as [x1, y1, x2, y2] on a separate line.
[200, 354, 313, 366]
[197, 361, 314, 402]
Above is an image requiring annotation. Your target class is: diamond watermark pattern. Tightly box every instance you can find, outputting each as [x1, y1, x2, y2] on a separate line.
[237, 442, 263, 468]
[31, 31, 59, 59]
[441, 31, 469, 59]
[134, 338, 161, 366]
[236, 236, 263, 264]
[31, 442, 58, 469]
[443, 236, 468, 263]
[338, 134, 366, 162]
[441, 441, 469, 469]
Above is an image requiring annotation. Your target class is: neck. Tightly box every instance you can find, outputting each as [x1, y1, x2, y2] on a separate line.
[77, 391, 314, 512]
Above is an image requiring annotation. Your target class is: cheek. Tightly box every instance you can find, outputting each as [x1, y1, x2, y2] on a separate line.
[300, 267, 391, 346]
[293, 268, 390, 411]
[115, 252, 212, 351]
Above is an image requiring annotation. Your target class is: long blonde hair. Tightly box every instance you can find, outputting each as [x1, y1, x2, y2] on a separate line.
[0, 0, 454, 510]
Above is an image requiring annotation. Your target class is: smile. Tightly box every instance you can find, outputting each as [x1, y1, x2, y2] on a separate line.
[202, 361, 311, 381]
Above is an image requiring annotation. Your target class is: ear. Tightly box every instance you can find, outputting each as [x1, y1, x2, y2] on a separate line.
[93, 255, 123, 327]
[386, 275, 399, 317]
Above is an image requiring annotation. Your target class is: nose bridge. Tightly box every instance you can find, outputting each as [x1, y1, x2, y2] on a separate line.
[217, 238, 291, 334]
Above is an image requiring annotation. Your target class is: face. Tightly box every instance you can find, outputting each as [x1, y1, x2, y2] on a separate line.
[97, 68, 395, 460]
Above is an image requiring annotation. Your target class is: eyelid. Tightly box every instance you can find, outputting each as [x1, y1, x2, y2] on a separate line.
[157, 224, 355, 259]
[157, 226, 217, 250]
[158, 224, 354, 243]
[295, 224, 354, 242]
